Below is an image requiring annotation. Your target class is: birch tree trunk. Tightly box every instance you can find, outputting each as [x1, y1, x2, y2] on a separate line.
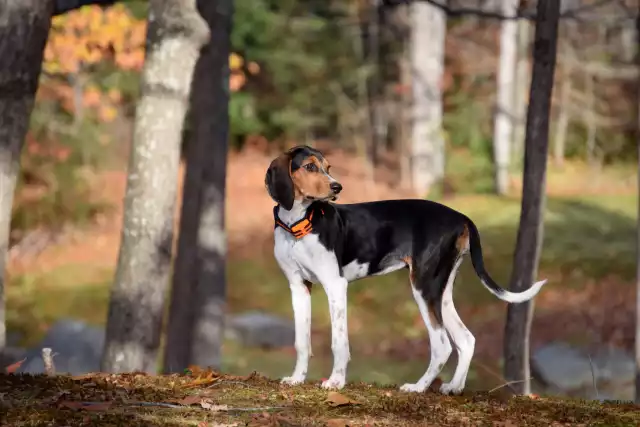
[553, 69, 571, 168]
[503, 0, 560, 395]
[493, 0, 519, 196]
[0, 0, 54, 354]
[101, 0, 209, 374]
[410, 0, 446, 195]
[163, 0, 232, 373]
[512, 18, 531, 163]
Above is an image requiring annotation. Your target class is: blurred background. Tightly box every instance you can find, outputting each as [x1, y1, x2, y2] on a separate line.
[3, 0, 638, 402]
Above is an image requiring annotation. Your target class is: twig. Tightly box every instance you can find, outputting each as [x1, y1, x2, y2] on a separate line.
[489, 377, 533, 394]
[127, 401, 184, 409]
[226, 406, 286, 412]
[587, 353, 599, 400]
[472, 359, 519, 394]
[85, 400, 286, 412]
[42, 348, 56, 376]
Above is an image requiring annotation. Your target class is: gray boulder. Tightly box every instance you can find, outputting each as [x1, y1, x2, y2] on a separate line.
[226, 311, 294, 349]
[532, 341, 635, 401]
[17, 319, 104, 375]
[532, 341, 595, 391]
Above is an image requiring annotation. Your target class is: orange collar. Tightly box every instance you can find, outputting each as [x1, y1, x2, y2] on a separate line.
[273, 205, 323, 239]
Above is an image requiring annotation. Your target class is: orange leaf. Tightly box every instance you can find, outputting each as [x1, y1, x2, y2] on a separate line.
[325, 391, 359, 407]
[5, 357, 26, 373]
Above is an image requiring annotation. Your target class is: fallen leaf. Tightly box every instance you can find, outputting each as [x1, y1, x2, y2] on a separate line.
[325, 391, 359, 407]
[200, 399, 229, 412]
[5, 358, 26, 373]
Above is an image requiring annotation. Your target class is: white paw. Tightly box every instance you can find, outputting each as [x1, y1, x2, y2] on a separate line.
[439, 382, 463, 395]
[281, 375, 305, 385]
[399, 382, 427, 393]
[321, 376, 345, 389]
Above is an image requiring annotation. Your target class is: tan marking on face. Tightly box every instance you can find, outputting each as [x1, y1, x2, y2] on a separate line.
[291, 155, 333, 200]
[456, 224, 470, 253]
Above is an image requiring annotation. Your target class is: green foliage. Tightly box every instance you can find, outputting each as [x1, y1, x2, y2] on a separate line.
[230, 0, 364, 145]
[443, 88, 496, 193]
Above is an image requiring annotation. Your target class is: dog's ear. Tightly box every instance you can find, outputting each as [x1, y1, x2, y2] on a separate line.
[265, 153, 295, 210]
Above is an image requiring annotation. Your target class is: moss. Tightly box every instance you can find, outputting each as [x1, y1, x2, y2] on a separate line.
[1, 372, 638, 426]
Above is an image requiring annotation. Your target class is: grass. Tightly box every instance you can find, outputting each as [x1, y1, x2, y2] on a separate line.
[1, 371, 639, 426]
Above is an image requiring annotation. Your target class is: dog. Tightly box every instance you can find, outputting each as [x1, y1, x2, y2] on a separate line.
[264, 145, 546, 395]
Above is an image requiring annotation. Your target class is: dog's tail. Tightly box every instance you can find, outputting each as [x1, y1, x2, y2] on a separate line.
[466, 219, 546, 303]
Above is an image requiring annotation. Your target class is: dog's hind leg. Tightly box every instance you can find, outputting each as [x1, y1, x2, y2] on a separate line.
[439, 256, 475, 395]
[400, 262, 452, 393]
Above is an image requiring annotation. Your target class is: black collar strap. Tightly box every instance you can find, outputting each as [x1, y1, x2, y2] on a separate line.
[273, 205, 323, 239]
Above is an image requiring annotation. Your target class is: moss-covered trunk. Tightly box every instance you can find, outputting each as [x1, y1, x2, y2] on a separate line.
[101, 0, 209, 374]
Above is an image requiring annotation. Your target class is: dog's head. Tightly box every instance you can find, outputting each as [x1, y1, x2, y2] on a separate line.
[265, 145, 342, 210]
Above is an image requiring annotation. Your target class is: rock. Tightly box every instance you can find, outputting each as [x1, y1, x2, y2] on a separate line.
[531, 341, 595, 391]
[592, 346, 634, 385]
[532, 342, 636, 401]
[16, 319, 104, 375]
[226, 311, 294, 349]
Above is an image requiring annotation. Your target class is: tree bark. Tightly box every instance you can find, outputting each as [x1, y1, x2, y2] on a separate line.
[163, 0, 232, 373]
[101, 0, 209, 374]
[410, 0, 447, 195]
[0, 0, 54, 354]
[493, 0, 519, 196]
[503, 0, 559, 396]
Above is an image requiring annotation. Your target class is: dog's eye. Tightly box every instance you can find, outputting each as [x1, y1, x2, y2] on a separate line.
[304, 163, 318, 172]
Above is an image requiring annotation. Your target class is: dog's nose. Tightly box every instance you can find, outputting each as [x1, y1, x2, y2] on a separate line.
[330, 182, 342, 194]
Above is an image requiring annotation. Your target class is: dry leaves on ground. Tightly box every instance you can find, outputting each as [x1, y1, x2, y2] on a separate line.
[325, 391, 360, 407]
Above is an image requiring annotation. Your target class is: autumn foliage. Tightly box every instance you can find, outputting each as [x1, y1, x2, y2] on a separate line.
[38, 4, 256, 125]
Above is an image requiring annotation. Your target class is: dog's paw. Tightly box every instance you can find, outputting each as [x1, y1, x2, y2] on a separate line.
[439, 382, 464, 396]
[399, 382, 427, 393]
[321, 376, 345, 390]
[281, 375, 305, 386]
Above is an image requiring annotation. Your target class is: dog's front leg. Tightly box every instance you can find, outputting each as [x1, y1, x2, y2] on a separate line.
[321, 277, 350, 389]
[281, 278, 313, 385]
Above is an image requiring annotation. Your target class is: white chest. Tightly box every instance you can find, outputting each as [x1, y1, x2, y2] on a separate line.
[274, 229, 341, 284]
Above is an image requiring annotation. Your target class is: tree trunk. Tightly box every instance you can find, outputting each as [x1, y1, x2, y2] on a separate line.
[410, 0, 447, 195]
[585, 73, 597, 165]
[163, 0, 232, 373]
[0, 0, 54, 354]
[512, 17, 531, 164]
[493, 0, 519, 196]
[553, 69, 571, 168]
[503, 0, 560, 396]
[101, 0, 209, 374]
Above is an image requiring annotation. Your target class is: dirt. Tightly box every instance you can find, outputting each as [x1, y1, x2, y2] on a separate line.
[1, 370, 638, 426]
